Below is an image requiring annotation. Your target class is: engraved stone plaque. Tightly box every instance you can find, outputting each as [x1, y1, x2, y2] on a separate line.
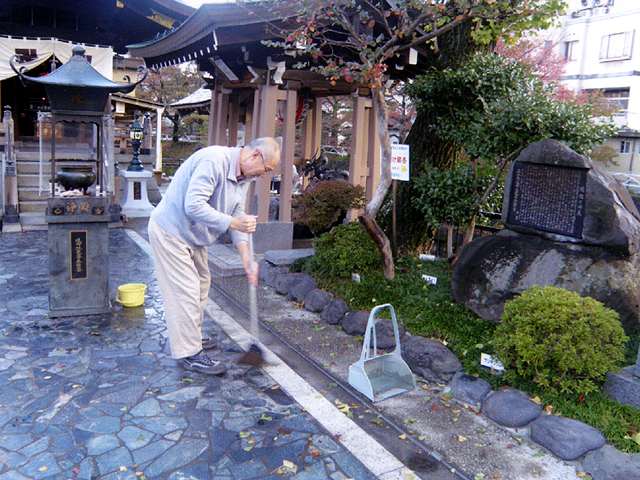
[70, 230, 88, 280]
[506, 163, 587, 238]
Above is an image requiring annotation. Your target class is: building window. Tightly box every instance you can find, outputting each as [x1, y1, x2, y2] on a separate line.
[602, 88, 630, 114]
[600, 31, 634, 61]
[564, 41, 578, 61]
[620, 141, 631, 154]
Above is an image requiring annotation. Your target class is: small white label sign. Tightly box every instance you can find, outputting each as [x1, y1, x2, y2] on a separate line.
[480, 353, 505, 371]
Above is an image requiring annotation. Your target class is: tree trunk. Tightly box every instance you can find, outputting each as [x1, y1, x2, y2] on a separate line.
[446, 224, 454, 258]
[463, 214, 476, 246]
[366, 87, 393, 217]
[359, 213, 394, 280]
[362, 86, 395, 280]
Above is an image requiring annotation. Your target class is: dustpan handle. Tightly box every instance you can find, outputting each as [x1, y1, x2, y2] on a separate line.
[359, 303, 402, 362]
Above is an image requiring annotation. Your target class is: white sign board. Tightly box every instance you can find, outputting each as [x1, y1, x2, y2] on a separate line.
[390, 144, 410, 181]
[480, 353, 505, 371]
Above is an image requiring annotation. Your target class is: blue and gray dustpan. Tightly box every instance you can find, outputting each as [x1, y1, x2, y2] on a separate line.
[348, 304, 415, 402]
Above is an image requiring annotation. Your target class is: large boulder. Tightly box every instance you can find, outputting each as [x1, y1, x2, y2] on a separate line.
[530, 415, 606, 461]
[274, 273, 303, 295]
[451, 229, 640, 333]
[581, 445, 640, 480]
[321, 298, 350, 325]
[450, 372, 492, 406]
[481, 388, 542, 428]
[304, 289, 333, 313]
[401, 336, 462, 383]
[452, 139, 640, 333]
[287, 274, 316, 303]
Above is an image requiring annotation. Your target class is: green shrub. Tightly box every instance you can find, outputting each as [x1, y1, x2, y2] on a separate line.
[494, 286, 628, 394]
[290, 255, 317, 275]
[292, 180, 365, 235]
[313, 221, 380, 278]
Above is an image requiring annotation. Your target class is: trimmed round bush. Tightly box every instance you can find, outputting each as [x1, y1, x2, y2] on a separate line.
[493, 286, 627, 394]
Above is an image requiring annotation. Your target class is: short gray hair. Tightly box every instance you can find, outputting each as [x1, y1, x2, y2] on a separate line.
[247, 137, 281, 163]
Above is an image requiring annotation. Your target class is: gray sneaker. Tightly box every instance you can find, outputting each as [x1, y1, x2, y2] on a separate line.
[182, 350, 227, 376]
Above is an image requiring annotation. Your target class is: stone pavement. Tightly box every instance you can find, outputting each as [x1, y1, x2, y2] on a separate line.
[0, 228, 412, 480]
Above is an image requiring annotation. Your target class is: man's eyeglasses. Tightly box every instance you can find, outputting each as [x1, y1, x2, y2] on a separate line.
[256, 150, 273, 173]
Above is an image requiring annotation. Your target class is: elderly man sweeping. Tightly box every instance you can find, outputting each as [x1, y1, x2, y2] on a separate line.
[148, 137, 281, 375]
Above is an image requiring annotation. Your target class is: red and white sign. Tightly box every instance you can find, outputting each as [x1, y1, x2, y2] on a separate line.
[390, 144, 410, 181]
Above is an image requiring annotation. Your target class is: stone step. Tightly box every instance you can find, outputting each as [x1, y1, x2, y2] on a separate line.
[19, 211, 47, 230]
[17, 163, 53, 175]
[17, 186, 49, 203]
[17, 200, 47, 214]
[17, 174, 50, 189]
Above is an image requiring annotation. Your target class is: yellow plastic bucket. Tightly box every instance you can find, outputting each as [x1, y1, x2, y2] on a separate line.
[116, 283, 147, 307]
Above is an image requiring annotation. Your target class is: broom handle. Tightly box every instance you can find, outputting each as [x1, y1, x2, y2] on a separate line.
[248, 232, 259, 340]
[245, 180, 259, 341]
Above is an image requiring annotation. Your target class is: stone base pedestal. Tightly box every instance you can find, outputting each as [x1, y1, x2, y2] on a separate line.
[3, 204, 19, 224]
[253, 222, 293, 253]
[217, 221, 293, 253]
[46, 197, 110, 317]
[604, 366, 640, 407]
[119, 170, 155, 218]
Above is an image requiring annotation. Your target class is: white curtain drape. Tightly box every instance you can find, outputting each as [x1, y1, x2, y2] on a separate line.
[0, 36, 114, 81]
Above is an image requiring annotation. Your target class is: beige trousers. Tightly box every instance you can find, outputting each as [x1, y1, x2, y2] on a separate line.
[148, 218, 211, 359]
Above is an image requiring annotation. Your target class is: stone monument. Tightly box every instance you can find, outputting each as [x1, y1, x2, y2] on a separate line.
[451, 139, 640, 405]
[452, 138, 640, 334]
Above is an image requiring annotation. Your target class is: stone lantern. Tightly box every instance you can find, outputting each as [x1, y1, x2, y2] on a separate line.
[10, 45, 147, 317]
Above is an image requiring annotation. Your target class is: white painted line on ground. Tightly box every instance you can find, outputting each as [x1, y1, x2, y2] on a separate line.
[125, 229, 154, 258]
[206, 301, 416, 480]
[126, 229, 416, 480]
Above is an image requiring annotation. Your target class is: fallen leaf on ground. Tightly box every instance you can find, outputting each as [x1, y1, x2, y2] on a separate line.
[624, 432, 640, 445]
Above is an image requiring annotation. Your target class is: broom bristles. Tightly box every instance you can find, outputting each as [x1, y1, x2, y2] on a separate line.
[237, 343, 265, 367]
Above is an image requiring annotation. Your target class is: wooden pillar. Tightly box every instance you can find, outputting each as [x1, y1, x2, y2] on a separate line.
[300, 97, 323, 190]
[349, 91, 377, 218]
[350, 93, 370, 193]
[214, 90, 230, 146]
[252, 82, 279, 222]
[279, 88, 297, 222]
[228, 95, 240, 146]
[207, 88, 218, 146]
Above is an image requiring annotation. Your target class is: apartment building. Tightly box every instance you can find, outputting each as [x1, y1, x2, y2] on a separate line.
[556, 0, 640, 181]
